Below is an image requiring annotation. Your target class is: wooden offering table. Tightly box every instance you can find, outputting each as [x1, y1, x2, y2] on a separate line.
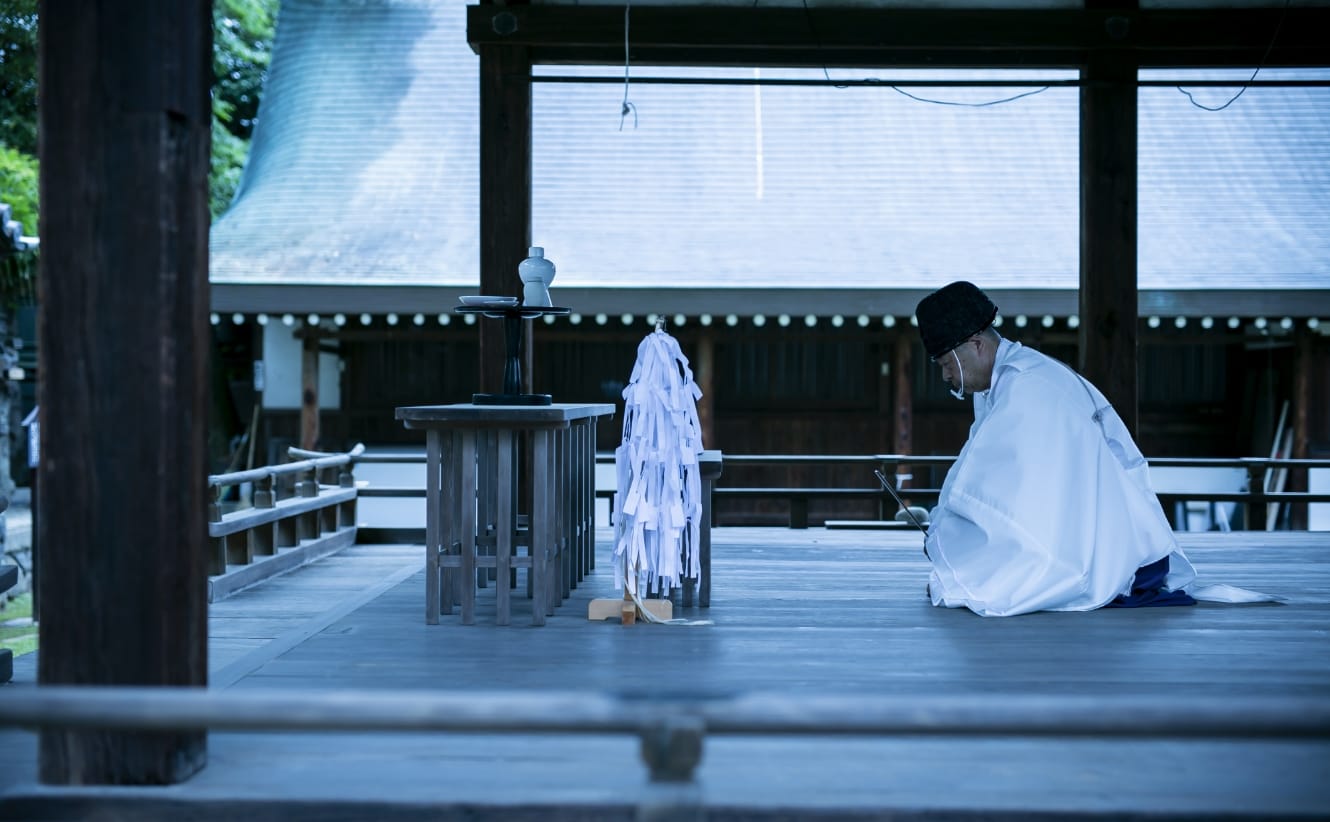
[396, 402, 615, 626]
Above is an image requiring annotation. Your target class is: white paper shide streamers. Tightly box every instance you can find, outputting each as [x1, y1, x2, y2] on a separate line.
[613, 326, 705, 598]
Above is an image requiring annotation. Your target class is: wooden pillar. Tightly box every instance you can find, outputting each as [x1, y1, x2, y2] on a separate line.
[1079, 48, 1139, 436]
[1289, 326, 1311, 529]
[892, 333, 914, 499]
[301, 333, 319, 450]
[37, 0, 210, 784]
[478, 39, 532, 395]
[695, 330, 716, 449]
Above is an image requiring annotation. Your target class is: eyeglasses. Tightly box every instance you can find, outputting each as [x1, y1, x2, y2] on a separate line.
[932, 336, 977, 365]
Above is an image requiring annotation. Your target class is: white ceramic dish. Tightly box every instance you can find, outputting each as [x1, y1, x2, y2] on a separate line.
[458, 295, 519, 307]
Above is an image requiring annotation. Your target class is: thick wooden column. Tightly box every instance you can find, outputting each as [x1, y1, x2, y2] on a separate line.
[37, 0, 211, 783]
[1079, 50, 1140, 435]
[478, 42, 532, 395]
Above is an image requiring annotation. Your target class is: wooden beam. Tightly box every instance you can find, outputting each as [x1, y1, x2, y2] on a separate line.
[468, 5, 1330, 68]
[37, 0, 210, 784]
[1079, 51, 1139, 436]
[208, 284, 1330, 321]
[478, 44, 533, 396]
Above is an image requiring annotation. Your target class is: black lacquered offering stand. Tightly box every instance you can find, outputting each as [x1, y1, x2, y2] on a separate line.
[455, 304, 571, 405]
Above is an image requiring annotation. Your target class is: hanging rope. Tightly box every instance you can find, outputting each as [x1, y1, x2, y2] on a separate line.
[619, 0, 638, 130]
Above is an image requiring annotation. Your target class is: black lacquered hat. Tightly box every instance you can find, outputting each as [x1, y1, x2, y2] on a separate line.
[916, 281, 999, 360]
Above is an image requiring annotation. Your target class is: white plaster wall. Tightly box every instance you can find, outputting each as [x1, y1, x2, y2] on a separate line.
[1312, 468, 1329, 532]
[260, 323, 341, 410]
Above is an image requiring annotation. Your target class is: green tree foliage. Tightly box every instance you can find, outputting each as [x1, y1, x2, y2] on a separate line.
[211, 0, 278, 218]
[0, 0, 40, 287]
[0, 0, 278, 227]
[0, 144, 38, 303]
[0, 145, 37, 236]
[0, 0, 38, 157]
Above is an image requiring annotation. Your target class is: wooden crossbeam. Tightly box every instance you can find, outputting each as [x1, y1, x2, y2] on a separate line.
[468, 6, 1330, 69]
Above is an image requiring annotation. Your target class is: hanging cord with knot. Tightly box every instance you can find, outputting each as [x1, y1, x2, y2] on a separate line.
[619, 0, 638, 130]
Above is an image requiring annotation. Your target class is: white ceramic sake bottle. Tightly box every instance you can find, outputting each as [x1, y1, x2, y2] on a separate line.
[519, 247, 555, 307]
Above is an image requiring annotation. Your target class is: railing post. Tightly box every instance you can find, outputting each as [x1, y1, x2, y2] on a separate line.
[297, 466, 319, 540]
[276, 471, 297, 548]
[1246, 462, 1266, 531]
[254, 475, 275, 509]
[208, 485, 223, 524]
[317, 465, 338, 534]
[637, 717, 705, 822]
[296, 467, 319, 498]
[338, 460, 357, 529]
[790, 495, 808, 529]
[250, 474, 276, 559]
[208, 485, 227, 576]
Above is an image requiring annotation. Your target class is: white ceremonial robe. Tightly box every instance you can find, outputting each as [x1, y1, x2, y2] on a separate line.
[925, 339, 1198, 617]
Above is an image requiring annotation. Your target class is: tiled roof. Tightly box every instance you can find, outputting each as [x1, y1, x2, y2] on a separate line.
[210, 0, 1330, 312]
[211, 0, 479, 287]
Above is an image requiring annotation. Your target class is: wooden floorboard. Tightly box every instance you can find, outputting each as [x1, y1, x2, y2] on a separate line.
[2, 528, 1328, 819]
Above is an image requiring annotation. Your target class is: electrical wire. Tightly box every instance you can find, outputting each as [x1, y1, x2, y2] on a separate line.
[890, 85, 1051, 107]
[800, 0, 1049, 106]
[1177, 0, 1289, 112]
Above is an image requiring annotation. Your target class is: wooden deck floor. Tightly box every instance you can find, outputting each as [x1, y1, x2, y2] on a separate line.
[3, 528, 1329, 820]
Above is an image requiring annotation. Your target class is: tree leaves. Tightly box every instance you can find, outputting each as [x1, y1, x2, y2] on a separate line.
[0, 0, 38, 157]
[0, 0, 278, 225]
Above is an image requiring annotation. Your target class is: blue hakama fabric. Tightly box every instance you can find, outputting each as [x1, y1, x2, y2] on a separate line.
[1106, 556, 1197, 608]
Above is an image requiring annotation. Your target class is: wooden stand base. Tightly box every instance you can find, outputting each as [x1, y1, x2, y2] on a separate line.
[588, 596, 673, 624]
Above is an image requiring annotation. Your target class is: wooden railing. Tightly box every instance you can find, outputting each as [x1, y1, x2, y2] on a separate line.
[335, 449, 1330, 537]
[1, 686, 1326, 819]
[599, 453, 1330, 530]
[205, 443, 365, 600]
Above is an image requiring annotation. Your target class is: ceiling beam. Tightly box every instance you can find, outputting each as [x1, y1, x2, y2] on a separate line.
[467, 5, 1330, 69]
[208, 284, 1330, 320]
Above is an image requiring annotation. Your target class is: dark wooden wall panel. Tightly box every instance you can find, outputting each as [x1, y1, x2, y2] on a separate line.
[246, 324, 1319, 525]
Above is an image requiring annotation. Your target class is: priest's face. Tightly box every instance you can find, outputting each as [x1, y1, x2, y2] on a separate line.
[936, 336, 993, 396]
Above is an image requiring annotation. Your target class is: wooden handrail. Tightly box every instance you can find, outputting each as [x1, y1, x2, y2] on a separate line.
[208, 442, 366, 489]
[5, 687, 1327, 738]
[348, 448, 1330, 531]
[1, 686, 1325, 796]
[205, 444, 365, 585]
